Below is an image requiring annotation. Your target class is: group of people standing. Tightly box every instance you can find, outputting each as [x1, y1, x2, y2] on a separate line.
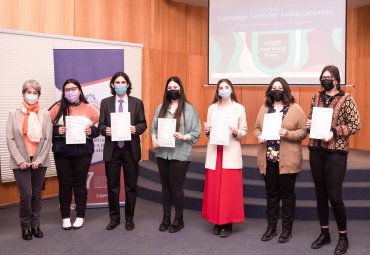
[6, 65, 360, 255]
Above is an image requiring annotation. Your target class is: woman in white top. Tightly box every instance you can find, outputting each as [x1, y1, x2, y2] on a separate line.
[202, 78, 248, 238]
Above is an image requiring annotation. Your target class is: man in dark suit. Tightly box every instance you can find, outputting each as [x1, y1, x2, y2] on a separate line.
[98, 72, 147, 231]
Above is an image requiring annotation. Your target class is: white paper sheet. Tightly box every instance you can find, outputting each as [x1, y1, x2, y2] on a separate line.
[310, 107, 333, 139]
[65, 116, 87, 144]
[111, 112, 131, 141]
[261, 112, 283, 140]
[157, 118, 176, 148]
[209, 112, 230, 146]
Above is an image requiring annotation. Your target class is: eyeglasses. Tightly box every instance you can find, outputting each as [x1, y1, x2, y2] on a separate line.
[64, 87, 79, 92]
[322, 76, 333, 80]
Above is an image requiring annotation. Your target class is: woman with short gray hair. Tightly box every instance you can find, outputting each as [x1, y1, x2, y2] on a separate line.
[6, 79, 52, 240]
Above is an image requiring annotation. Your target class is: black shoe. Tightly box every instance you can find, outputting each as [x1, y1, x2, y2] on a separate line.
[106, 220, 120, 230]
[22, 229, 32, 241]
[212, 225, 221, 235]
[159, 216, 171, 232]
[334, 236, 349, 255]
[219, 224, 232, 238]
[311, 233, 331, 249]
[31, 227, 43, 238]
[168, 219, 184, 233]
[125, 218, 135, 231]
[278, 231, 292, 243]
[261, 228, 277, 241]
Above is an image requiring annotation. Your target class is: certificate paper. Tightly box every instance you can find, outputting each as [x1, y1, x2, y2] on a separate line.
[310, 107, 333, 139]
[66, 116, 86, 144]
[209, 112, 230, 146]
[261, 112, 283, 140]
[157, 118, 176, 148]
[111, 112, 131, 141]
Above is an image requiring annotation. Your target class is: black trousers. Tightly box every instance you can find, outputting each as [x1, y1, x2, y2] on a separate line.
[263, 161, 297, 232]
[156, 157, 189, 219]
[105, 142, 138, 222]
[13, 167, 46, 229]
[309, 148, 348, 231]
[54, 154, 92, 219]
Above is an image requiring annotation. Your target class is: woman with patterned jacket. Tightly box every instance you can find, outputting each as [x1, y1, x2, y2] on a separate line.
[307, 65, 360, 255]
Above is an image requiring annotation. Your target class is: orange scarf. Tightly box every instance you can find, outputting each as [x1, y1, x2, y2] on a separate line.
[22, 101, 40, 136]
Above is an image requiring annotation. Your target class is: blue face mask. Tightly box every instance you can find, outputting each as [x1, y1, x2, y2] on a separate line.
[114, 84, 127, 96]
[218, 89, 232, 99]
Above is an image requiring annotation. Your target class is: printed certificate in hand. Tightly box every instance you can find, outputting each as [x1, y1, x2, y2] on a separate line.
[111, 112, 131, 141]
[209, 112, 230, 146]
[157, 118, 176, 148]
[66, 116, 86, 144]
[310, 107, 333, 139]
[261, 112, 283, 140]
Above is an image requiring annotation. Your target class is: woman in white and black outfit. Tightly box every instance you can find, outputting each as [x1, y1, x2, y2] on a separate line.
[49, 79, 99, 230]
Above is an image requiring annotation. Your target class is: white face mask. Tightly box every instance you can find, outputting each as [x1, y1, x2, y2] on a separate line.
[24, 94, 39, 105]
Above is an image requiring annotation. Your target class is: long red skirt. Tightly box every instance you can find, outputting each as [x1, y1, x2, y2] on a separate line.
[201, 145, 245, 225]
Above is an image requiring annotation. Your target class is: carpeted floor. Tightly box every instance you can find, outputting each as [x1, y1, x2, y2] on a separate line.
[0, 197, 368, 255]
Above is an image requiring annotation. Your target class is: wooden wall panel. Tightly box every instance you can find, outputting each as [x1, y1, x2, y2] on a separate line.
[0, 0, 74, 35]
[161, 0, 187, 53]
[186, 54, 210, 145]
[142, 48, 162, 158]
[186, 5, 208, 55]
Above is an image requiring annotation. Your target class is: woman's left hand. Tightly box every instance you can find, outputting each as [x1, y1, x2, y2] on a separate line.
[130, 125, 136, 134]
[85, 127, 92, 136]
[174, 132, 188, 140]
[279, 128, 287, 137]
[230, 127, 238, 137]
[31, 161, 41, 169]
[322, 131, 334, 142]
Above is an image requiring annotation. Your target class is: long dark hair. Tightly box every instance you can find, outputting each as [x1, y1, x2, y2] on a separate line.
[212, 78, 239, 104]
[158, 76, 189, 131]
[49, 78, 89, 125]
[265, 77, 295, 107]
[109, 71, 132, 96]
[320, 65, 341, 91]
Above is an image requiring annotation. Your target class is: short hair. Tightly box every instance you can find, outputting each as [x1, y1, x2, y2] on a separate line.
[22, 79, 41, 96]
[109, 72, 132, 96]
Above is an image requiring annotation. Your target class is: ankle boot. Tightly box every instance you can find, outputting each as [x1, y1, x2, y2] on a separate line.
[334, 236, 349, 255]
[168, 218, 184, 233]
[22, 229, 32, 241]
[31, 227, 44, 238]
[311, 232, 331, 249]
[159, 215, 171, 232]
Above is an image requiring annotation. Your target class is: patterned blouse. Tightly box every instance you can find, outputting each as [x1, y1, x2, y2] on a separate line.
[266, 106, 288, 162]
[308, 90, 361, 153]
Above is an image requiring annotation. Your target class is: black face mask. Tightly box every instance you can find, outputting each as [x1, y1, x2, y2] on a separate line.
[321, 79, 335, 91]
[270, 90, 284, 102]
[166, 90, 180, 100]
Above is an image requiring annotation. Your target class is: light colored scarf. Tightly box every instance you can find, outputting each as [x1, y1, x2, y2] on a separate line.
[21, 101, 42, 142]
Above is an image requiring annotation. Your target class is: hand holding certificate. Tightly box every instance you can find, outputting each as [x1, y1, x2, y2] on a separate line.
[111, 112, 131, 141]
[157, 118, 176, 148]
[261, 112, 283, 140]
[209, 112, 230, 146]
[309, 107, 333, 139]
[66, 116, 87, 144]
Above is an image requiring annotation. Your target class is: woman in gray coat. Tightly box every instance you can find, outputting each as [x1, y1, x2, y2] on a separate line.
[6, 80, 52, 240]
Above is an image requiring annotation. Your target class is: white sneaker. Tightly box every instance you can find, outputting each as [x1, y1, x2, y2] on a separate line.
[72, 217, 85, 229]
[63, 218, 72, 230]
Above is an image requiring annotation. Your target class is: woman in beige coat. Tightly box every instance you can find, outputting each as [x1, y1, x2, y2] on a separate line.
[254, 77, 306, 243]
